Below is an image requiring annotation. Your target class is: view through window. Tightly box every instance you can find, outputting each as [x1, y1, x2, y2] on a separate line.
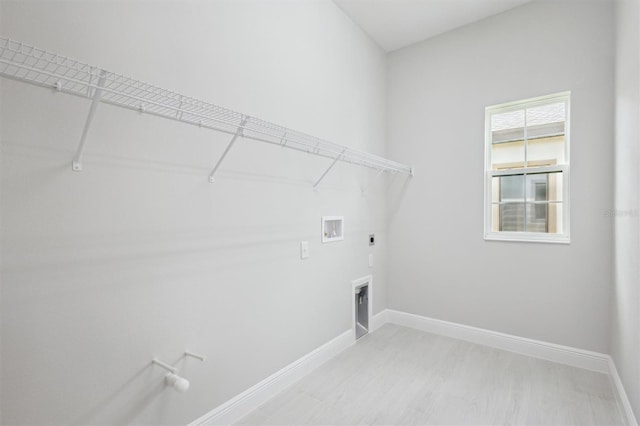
[485, 92, 570, 243]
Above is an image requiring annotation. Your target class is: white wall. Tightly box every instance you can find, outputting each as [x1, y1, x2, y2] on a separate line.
[611, 0, 640, 418]
[387, 0, 615, 353]
[0, 1, 392, 424]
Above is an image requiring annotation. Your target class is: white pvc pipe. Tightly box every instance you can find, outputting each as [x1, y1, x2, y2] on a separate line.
[185, 351, 207, 362]
[152, 358, 178, 374]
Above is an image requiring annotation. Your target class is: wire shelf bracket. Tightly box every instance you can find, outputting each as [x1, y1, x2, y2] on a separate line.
[0, 37, 415, 183]
[208, 116, 248, 183]
[72, 69, 106, 172]
[313, 149, 345, 190]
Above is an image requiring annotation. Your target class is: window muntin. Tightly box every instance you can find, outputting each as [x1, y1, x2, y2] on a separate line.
[485, 93, 570, 243]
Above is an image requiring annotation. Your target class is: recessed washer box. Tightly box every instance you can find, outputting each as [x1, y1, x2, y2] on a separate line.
[322, 216, 344, 243]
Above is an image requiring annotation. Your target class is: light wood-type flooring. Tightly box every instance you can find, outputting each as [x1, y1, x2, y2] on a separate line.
[236, 324, 624, 425]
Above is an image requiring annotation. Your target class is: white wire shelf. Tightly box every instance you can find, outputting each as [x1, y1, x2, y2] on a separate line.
[0, 37, 414, 184]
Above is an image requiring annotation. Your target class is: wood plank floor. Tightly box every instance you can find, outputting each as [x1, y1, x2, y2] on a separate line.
[235, 324, 624, 425]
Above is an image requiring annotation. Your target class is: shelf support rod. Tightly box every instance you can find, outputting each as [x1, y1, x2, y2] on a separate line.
[151, 358, 178, 374]
[208, 116, 248, 183]
[313, 149, 346, 190]
[184, 350, 207, 362]
[72, 69, 107, 172]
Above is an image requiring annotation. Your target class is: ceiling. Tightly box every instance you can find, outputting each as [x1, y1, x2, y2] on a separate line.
[333, 0, 533, 52]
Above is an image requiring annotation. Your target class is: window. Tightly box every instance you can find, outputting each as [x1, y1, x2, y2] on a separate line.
[484, 92, 570, 243]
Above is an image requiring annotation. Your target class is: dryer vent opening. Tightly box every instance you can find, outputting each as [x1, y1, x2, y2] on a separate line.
[355, 285, 369, 339]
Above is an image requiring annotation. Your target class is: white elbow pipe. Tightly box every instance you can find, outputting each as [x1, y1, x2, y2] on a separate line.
[166, 373, 190, 393]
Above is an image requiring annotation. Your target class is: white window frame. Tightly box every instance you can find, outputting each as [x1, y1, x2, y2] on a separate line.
[484, 92, 571, 244]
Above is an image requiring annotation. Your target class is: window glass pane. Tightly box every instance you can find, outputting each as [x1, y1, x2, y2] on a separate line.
[548, 203, 563, 234]
[492, 109, 525, 133]
[500, 203, 525, 232]
[492, 140, 525, 170]
[526, 203, 563, 234]
[499, 174, 524, 202]
[491, 204, 500, 232]
[526, 172, 562, 202]
[491, 173, 563, 234]
[491, 110, 524, 170]
[491, 176, 499, 203]
[526, 102, 565, 129]
[526, 203, 548, 232]
[527, 134, 566, 166]
[526, 102, 566, 166]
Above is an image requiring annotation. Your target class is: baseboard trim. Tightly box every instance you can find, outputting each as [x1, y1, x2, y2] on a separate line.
[608, 356, 639, 426]
[386, 309, 610, 373]
[189, 330, 352, 425]
[190, 311, 387, 425]
[386, 309, 638, 425]
[370, 308, 387, 332]
[190, 308, 636, 426]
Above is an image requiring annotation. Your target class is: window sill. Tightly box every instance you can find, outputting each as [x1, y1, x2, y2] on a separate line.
[484, 232, 570, 244]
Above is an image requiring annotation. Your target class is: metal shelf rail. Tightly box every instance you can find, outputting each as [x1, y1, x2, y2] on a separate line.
[0, 37, 414, 187]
